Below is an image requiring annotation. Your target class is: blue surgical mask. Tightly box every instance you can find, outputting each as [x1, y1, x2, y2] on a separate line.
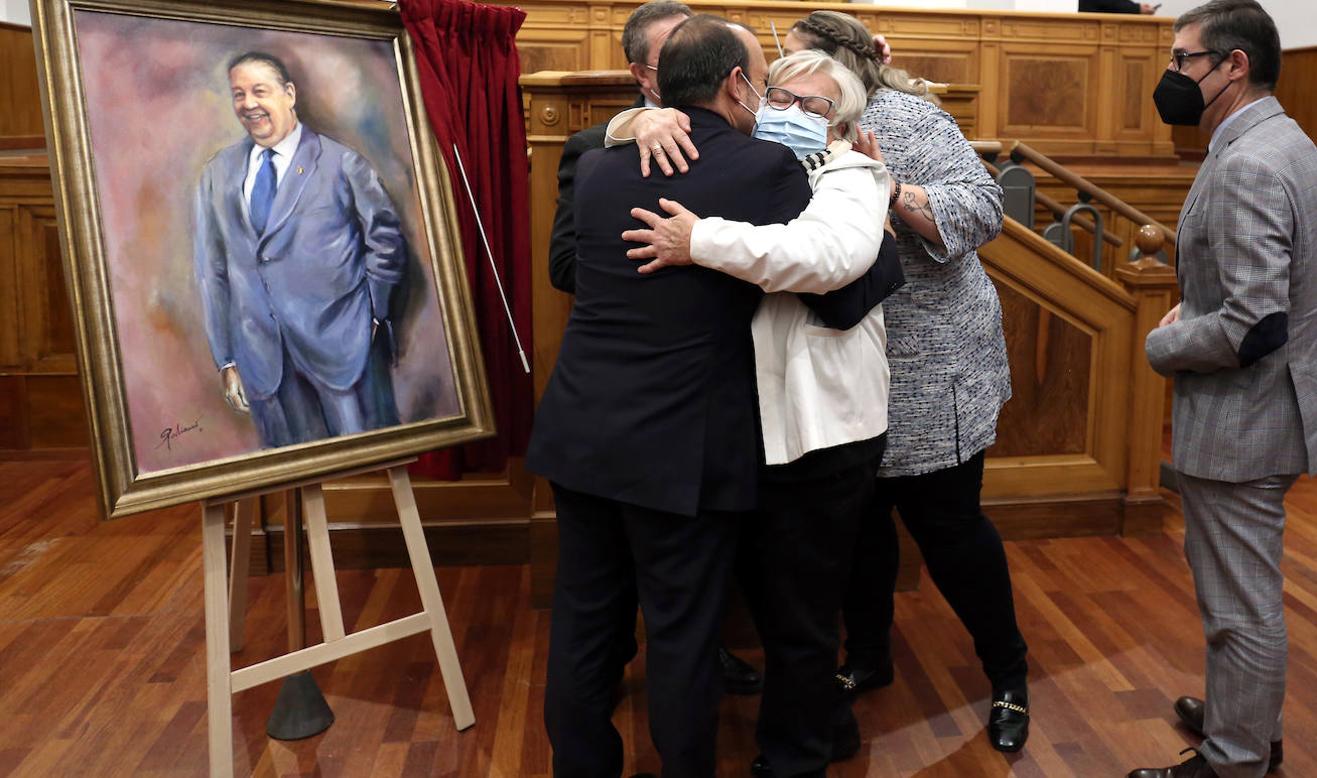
[753, 104, 829, 160]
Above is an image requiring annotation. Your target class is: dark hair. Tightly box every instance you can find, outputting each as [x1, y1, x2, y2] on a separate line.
[656, 15, 750, 108]
[1174, 0, 1281, 90]
[621, 1, 692, 65]
[227, 51, 294, 86]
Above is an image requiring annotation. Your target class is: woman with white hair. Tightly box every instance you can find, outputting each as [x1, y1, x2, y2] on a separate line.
[616, 49, 905, 777]
[621, 9, 1029, 759]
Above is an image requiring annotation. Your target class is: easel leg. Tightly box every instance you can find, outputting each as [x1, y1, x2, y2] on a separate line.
[228, 498, 255, 653]
[387, 466, 475, 730]
[267, 488, 334, 741]
[283, 489, 306, 650]
[202, 503, 235, 778]
[302, 484, 345, 641]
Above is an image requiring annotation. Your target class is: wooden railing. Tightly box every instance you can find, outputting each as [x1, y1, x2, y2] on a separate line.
[978, 139, 1177, 275]
[1011, 141, 1177, 244]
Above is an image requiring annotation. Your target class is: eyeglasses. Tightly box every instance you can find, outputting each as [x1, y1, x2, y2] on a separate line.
[764, 86, 835, 119]
[1169, 49, 1221, 73]
[644, 64, 658, 73]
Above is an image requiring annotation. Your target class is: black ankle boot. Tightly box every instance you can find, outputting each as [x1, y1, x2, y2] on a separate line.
[988, 686, 1029, 752]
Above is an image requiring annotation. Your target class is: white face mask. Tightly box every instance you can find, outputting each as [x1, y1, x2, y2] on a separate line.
[752, 103, 829, 159]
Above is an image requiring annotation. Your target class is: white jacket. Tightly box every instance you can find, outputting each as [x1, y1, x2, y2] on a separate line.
[605, 111, 892, 466]
[690, 143, 892, 465]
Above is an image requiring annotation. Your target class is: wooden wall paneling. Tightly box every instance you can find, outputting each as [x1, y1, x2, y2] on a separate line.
[991, 282, 1093, 458]
[0, 155, 86, 455]
[1115, 249, 1177, 534]
[0, 377, 23, 451]
[16, 203, 76, 372]
[487, 1, 1175, 160]
[589, 5, 618, 69]
[977, 29, 1003, 141]
[23, 375, 87, 449]
[512, 0, 592, 74]
[986, 9, 1103, 150]
[979, 219, 1137, 500]
[0, 203, 19, 368]
[0, 22, 44, 148]
[999, 44, 1099, 140]
[515, 32, 592, 75]
[1276, 46, 1317, 143]
[890, 39, 980, 91]
[936, 85, 980, 140]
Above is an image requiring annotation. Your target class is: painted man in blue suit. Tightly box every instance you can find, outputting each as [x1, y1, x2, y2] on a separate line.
[194, 52, 404, 447]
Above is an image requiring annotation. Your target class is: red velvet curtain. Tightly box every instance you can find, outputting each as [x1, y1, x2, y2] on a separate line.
[401, 0, 533, 478]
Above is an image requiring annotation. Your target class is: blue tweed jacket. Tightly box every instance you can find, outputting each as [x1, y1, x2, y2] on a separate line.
[859, 89, 1011, 477]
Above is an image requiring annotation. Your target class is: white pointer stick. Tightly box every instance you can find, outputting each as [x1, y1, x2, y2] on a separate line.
[452, 143, 531, 375]
[769, 20, 785, 58]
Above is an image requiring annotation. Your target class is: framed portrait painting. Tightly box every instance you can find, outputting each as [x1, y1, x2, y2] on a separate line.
[29, 0, 494, 517]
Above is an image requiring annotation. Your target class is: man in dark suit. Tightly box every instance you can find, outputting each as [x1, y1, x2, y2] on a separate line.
[1079, 0, 1158, 14]
[547, 0, 765, 697]
[548, 0, 690, 294]
[528, 16, 886, 776]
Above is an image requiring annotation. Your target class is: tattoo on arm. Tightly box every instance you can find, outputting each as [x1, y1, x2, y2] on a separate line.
[902, 190, 937, 224]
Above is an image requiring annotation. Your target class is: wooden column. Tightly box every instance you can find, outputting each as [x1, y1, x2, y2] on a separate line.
[1115, 226, 1177, 535]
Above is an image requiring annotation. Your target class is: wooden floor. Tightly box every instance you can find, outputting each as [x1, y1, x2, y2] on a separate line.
[1, 460, 1315, 777]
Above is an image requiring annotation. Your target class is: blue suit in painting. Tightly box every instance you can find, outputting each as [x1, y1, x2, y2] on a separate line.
[193, 126, 405, 447]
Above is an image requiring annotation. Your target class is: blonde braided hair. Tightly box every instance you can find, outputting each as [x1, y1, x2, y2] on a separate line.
[790, 11, 938, 105]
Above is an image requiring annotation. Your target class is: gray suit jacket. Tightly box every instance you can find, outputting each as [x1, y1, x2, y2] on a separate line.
[1146, 96, 1317, 482]
[194, 127, 406, 401]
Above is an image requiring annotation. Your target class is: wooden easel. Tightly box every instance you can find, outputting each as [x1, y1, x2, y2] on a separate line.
[202, 459, 473, 777]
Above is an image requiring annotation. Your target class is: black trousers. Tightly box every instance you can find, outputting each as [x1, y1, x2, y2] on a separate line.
[744, 442, 883, 777]
[842, 451, 1028, 690]
[545, 483, 741, 778]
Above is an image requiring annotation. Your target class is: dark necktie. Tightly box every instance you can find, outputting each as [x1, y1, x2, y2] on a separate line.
[250, 148, 277, 234]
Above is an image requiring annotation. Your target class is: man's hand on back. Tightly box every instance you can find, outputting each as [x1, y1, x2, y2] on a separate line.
[622, 198, 701, 273]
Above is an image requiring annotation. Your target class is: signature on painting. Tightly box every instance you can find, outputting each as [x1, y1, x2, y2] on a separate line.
[158, 417, 204, 451]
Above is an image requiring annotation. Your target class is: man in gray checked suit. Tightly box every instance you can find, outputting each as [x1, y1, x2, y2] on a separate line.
[1130, 2, 1317, 777]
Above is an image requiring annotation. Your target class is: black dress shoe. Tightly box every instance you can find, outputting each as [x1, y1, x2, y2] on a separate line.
[831, 707, 861, 761]
[720, 647, 763, 695]
[748, 711, 860, 776]
[988, 687, 1029, 752]
[1128, 748, 1217, 777]
[1174, 696, 1283, 772]
[833, 660, 894, 696]
[748, 755, 824, 778]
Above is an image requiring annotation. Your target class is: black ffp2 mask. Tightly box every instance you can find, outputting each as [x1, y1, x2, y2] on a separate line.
[1153, 61, 1230, 126]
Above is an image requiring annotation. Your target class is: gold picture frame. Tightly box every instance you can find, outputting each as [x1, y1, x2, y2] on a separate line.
[29, 0, 494, 517]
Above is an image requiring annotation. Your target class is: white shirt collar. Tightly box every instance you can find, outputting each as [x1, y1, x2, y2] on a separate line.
[243, 122, 303, 203]
[1209, 96, 1266, 154]
[260, 121, 302, 157]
